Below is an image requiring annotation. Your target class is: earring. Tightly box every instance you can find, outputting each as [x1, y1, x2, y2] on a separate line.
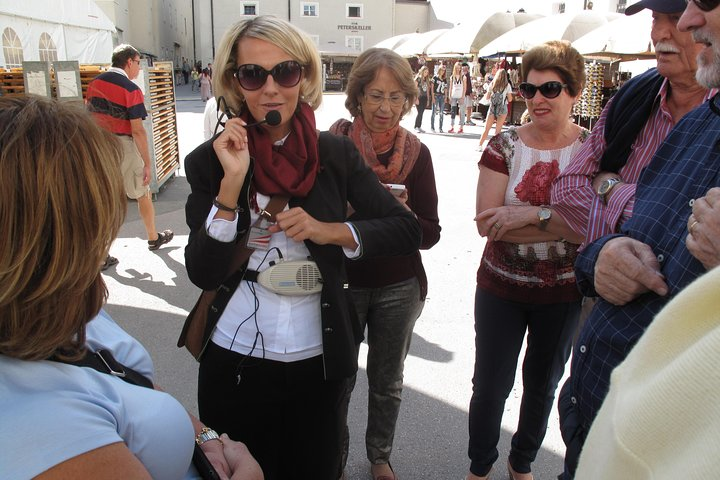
[358, 104, 362, 113]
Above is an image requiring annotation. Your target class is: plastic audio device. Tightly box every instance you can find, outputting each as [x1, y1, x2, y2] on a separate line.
[257, 260, 323, 296]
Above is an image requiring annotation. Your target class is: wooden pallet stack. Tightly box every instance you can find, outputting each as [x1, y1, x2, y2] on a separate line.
[145, 62, 180, 193]
[0, 62, 180, 195]
[0, 68, 25, 97]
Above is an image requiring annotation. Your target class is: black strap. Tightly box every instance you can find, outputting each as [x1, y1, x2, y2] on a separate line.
[50, 349, 153, 388]
[600, 68, 664, 173]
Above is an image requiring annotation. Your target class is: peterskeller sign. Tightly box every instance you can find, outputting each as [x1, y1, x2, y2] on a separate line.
[337, 23, 371, 31]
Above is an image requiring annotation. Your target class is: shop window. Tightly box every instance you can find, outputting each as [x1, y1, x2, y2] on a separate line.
[347, 4, 363, 19]
[346, 36, 362, 52]
[241, 2, 258, 16]
[2, 27, 24, 68]
[39, 33, 58, 63]
[302, 2, 319, 17]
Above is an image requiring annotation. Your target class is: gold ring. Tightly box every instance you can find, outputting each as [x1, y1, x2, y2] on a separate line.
[494, 222, 502, 230]
[690, 220, 699, 234]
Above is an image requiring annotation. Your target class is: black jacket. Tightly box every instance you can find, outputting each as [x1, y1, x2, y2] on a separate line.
[184, 131, 422, 379]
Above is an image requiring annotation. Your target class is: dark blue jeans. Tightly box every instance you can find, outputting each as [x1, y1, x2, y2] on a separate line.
[468, 287, 580, 476]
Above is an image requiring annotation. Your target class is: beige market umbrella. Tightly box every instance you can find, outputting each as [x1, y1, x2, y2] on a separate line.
[426, 11, 544, 55]
[478, 10, 622, 57]
[572, 10, 655, 60]
[393, 29, 449, 57]
[373, 32, 415, 51]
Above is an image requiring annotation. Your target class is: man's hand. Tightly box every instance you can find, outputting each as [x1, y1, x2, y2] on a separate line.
[594, 237, 668, 305]
[687, 187, 720, 269]
[220, 434, 264, 480]
[143, 165, 151, 186]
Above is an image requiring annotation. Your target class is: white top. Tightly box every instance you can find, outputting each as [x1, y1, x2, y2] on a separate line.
[0, 310, 198, 479]
[203, 96, 222, 141]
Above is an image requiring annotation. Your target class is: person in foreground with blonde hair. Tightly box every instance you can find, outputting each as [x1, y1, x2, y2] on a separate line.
[0, 95, 262, 480]
[183, 16, 421, 480]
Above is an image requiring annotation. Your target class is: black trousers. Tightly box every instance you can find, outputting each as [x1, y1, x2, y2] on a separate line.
[414, 95, 428, 129]
[199, 341, 348, 480]
[468, 288, 580, 476]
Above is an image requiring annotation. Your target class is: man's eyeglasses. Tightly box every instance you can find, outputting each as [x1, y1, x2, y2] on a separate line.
[518, 81, 568, 100]
[234, 60, 303, 91]
[363, 92, 408, 108]
[686, 0, 720, 12]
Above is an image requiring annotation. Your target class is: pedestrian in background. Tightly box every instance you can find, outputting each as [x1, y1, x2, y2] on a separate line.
[448, 61, 466, 134]
[478, 68, 512, 150]
[414, 65, 431, 133]
[430, 64, 447, 133]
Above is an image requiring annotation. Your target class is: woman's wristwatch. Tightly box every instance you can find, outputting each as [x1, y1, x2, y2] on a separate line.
[597, 177, 622, 203]
[196, 427, 223, 446]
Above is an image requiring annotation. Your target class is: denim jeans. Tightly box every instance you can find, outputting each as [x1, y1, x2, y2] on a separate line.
[468, 287, 580, 476]
[347, 277, 424, 464]
[430, 95, 444, 131]
[450, 97, 465, 127]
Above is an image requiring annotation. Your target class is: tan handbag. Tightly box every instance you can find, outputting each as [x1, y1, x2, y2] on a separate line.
[177, 195, 289, 360]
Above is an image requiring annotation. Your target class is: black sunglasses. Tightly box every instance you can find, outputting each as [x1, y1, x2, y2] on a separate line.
[686, 0, 720, 11]
[234, 60, 303, 91]
[518, 81, 568, 100]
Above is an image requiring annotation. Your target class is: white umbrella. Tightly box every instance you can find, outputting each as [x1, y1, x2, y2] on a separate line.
[478, 10, 622, 57]
[373, 32, 415, 51]
[393, 29, 449, 57]
[572, 10, 655, 60]
[426, 11, 544, 55]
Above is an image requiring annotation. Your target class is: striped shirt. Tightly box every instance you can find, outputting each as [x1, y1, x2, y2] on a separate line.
[569, 95, 720, 428]
[551, 78, 716, 246]
[86, 68, 147, 136]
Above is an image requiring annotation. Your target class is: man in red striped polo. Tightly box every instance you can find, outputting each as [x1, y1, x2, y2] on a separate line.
[87, 44, 173, 269]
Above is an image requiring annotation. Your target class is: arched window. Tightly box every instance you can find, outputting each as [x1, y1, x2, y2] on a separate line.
[39, 33, 57, 63]
[2, 27, 24, 68]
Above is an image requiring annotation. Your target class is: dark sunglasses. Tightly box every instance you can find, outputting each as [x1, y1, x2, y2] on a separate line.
[234, 60, 303, 90]
[518, 81, 568, 100]
[686, 0, 720, 11]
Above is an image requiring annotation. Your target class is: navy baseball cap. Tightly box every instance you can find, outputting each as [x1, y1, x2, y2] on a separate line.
[625, 0, 687, 15]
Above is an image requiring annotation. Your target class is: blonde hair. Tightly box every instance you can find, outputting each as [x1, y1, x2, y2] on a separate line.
[521, 40, 586, 97]
[213, 15, 323, 115]
[344, 48, 417, 118]
[0, 96, 126, 360]
[491, 68, 509, 93]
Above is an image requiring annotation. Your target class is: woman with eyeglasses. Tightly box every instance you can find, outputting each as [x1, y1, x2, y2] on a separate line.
[329, 48, 440, 480]
[183, 17, 421, 480]
[466, 40, 588, 480]
[478, 68, 513, 150]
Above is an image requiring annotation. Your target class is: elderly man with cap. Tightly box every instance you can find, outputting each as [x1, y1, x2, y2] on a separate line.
[552, 0, 714, 246]
[554, 0, 720, 478]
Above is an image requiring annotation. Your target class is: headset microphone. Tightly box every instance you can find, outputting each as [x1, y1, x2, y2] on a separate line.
[245, 110, 282, 128]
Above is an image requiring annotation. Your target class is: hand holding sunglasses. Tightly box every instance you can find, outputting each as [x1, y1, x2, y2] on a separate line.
[518, 81, 568, 100]
[234, 60, 304, 90]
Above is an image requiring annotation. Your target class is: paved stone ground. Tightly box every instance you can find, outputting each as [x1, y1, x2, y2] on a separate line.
[103, 80, 569, 480]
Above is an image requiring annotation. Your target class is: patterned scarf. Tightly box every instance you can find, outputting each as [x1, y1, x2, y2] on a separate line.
[329, 115, 420, 184]
[242, 102, 319, 197]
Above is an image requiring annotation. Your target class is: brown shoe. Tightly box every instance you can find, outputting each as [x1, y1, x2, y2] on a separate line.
[507, 461, 533, 480]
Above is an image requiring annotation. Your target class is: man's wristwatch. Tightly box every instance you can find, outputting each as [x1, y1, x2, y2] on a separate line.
[597, 177, 622, 203]
[196, 427, 222, 446]
[537, 206, 552, 231]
